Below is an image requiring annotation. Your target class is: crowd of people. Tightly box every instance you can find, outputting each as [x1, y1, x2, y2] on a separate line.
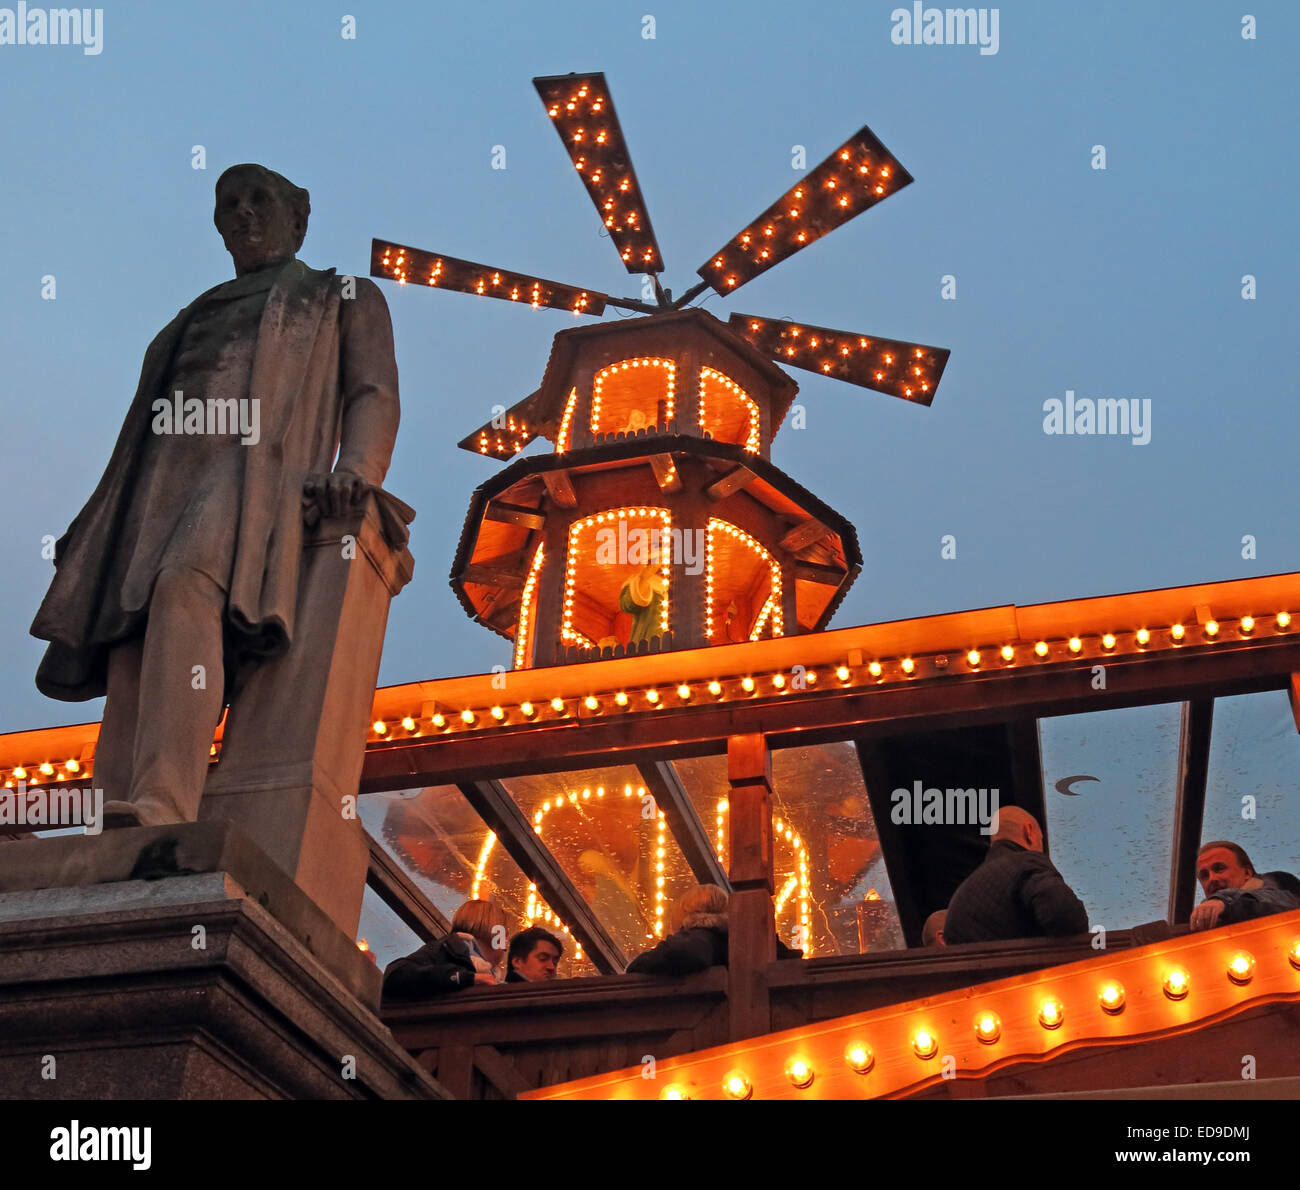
[920, 807, 1300, 948]
[382, 812, 1300, 1001]
[381, 882, 788, 1002]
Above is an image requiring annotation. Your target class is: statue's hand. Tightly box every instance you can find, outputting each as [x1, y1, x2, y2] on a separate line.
[302, 470, 368, 523]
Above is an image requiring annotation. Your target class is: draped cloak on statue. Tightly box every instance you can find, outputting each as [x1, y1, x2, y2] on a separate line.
[30, 259, 401, 703]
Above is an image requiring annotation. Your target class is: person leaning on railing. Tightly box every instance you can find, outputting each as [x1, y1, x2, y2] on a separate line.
[381, 900, 509, 1000]
[1190, 841, 1300, 931]
[625, 884, 802, 975]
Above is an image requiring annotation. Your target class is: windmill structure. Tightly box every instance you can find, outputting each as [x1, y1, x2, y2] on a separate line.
[372, 72, 950, 668]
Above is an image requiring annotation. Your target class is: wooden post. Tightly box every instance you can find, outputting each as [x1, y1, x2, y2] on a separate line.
[726, 733, 775, 1043]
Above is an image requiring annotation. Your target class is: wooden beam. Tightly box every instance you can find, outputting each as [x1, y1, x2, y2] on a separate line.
[726, 734, 774, 1042]
[360, 639, 1300, 792]
[705, 466, 757, 502]
[1289, 673, 1300, 733]
[461, 563, 526, 589]
[542, 470, 578, 509]
[1168, 700, 1214, 925]
[365, 829, 450, 944]
[780, 518, 830, 553]
[649, 453, 683, 492]
[638, 760, 730, 889]
[472, 1044, 535, 1098]
[455, 779, 626, 974]
[793, 560, 844, 585]
[1006, 719, 1047, 849]
[854, 738, 928, 948]
[485, 500, 545, 530]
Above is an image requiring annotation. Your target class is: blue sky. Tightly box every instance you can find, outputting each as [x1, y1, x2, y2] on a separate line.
[2, 0, 1296, 733]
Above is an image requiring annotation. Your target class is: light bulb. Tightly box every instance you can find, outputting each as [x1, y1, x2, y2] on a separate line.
[912, 1029, 939, 1059]
[846, 1045, 874, 1074]
[722, 1071, 752, 1100]
[1226, 952, 1255, 985]
[786, 1059, 814, 1089]
[974, 1012, 1001, 1044]
[1099, 982, 1125, 1013]
[1163, 969, 1189, 1000]
[1038, 998, 1064, 1029]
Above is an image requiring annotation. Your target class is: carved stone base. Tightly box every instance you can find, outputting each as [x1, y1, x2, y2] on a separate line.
[0, 867, 447, 1100]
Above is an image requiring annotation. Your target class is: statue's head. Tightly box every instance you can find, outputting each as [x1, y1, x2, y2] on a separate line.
[213, 164, 310, 274]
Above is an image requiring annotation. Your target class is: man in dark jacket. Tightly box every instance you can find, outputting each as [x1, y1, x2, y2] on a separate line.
[504, 927, 563, 982]
[1190, 841, 1300, 931]
[943, 806, 1088, 945]
[626, 884, 802, 975]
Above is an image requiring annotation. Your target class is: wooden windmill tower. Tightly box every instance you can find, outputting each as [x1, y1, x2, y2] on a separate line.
[372, 72, 950, 668]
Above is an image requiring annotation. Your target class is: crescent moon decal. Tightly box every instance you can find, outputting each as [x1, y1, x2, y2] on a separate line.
[1054, 774, 1100, 796]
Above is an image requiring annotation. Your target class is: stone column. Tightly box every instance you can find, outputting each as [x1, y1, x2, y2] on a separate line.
[199, 493, 414, 939]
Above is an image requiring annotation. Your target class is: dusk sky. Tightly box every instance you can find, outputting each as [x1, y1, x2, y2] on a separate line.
[3, 0, 1296, 841]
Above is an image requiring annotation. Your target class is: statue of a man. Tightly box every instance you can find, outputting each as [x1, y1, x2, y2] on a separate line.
[29, 164, 401, 829]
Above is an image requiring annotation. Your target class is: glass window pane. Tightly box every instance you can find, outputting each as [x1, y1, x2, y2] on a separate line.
[1202, 690, 1300, 877]
[356, 881, 423, 972]
[1039, 703, 1183, 928]
[674, 742, 903, 956]
[359, 785, 585, 977]
[501, 767, 696, 968]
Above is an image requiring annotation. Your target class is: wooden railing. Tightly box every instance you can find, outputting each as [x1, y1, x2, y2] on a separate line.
[381, 927, 1165, 1098]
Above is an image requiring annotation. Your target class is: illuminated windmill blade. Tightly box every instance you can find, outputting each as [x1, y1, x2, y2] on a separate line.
[458, 390, 544, 458]
[371, 239, 607, 317]
[534, 72, 666, 275]
[729, 314, 949, 405]
[699, 126, 913, 296]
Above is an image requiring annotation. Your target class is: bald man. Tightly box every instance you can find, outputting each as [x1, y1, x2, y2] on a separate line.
[943, 807, 1088, 945]
[921, 909, 948, 947]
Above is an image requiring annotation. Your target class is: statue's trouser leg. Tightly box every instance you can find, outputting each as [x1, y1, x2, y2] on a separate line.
[102, 565, 228, 826]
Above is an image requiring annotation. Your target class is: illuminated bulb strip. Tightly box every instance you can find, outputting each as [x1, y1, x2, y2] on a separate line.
[556, 387, 580, 453]
[471, 831, 497, 899]
[705, 519, 783, 642]
[699, 367, 761, 453]
[513, 543, 546, 669]
[591, 358, 676, 437]
[368, 613, 1299, 743]
[526, 914, 1300, 1100]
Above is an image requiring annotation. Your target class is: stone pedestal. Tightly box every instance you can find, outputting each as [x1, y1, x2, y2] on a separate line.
[0, 866, 447, 1100]
[200, 494, 413, 941]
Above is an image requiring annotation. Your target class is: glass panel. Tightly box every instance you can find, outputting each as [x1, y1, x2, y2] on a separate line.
[1202, 690, 1300, 879]
[356, 882, 422, 973]
[359, 785, 586, 978]
[501, 766, 696, 968]
[1039, 703, 1183, 929]
[675, 742, 903, 956]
